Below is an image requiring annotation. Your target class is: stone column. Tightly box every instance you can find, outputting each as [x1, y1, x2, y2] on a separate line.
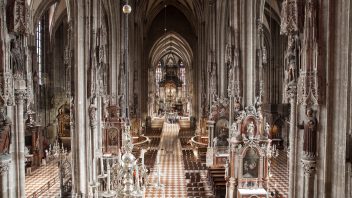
[227, 141, 241, 198]
[287, 84, 297, 198]
[7, 105, 16, 198]
[0, 155, 11, 198]
[227, 177, 237, 198]
[97, 96, 103, 153]
[240, 0, 257, 106]
[206, 120, 215, 167]
[89, 101, 98, 190]
[14, 87, 26, 198]
[72, 1, 88, 195]
[301, 159, 316, 198]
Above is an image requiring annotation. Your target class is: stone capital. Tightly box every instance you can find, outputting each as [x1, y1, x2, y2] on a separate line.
[286, 83, 297, 100]
[0, 155, 11, 176]
[15, 89, 27, 103]
[301, 159, 316, 177]
[207, 120, 215, 125]
[229, 177, 237, 185]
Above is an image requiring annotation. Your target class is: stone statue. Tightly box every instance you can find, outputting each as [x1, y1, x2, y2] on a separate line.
[234, 97, 241, 112]
[246, 121, 255, 139]
[10, 38, 25, 78]
[89, 101, 97, 123]
[25, 111, 36, 128]
[264, 122, 270, 138]
[0, 107, 11, 154]
[298, 108, 318, 158]
[213, 137, 218, 147]
[225, 158, 229, 178]
[230, 122, 240, 139]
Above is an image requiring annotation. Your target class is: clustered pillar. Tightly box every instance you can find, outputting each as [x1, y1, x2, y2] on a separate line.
[206, 120, 215, 167]
[14, 87, 26, 198]
[0, 155, 11, 198]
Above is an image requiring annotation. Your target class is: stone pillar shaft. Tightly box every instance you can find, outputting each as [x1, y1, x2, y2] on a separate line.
[207, 121, 215, 147]
[72, 1, 88, 195]
[15, 89, 26, 198]
[97, 96, 103, 152]
[7, 106, 16, 198]
[302, 159, 316, 198]
[0, 156, 11, 198]
[227, 177, 237, 198]
[288, 85, 297, 198]
[206, 120, 215, 167]
[89, 111, 98, 184]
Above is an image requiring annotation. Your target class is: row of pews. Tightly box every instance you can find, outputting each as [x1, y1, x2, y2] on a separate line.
[208, 167, 227, 197]
[145, 118, 164, 136]
[179, 119, 195, 137]
[182, 149, 213, 197]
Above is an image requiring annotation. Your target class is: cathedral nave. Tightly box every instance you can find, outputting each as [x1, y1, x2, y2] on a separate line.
[0, 0, 352, 198]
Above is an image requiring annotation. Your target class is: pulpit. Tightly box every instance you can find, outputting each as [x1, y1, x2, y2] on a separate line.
[57, 102, 71, 147]
[27, 125, 43, 167]
[25, 111, 44, 167]
[207, 97, 230, 167]
[103, 105, 123, 154]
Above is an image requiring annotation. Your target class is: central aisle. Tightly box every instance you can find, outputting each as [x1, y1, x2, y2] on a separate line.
[145, 123, 187, 197]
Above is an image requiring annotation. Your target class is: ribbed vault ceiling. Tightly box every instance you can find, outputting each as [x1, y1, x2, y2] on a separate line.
[145, 0, 195, 16]
[149, 32, 193, 68]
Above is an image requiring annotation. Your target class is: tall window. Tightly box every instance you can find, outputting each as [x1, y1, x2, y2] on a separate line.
[156, 62, 162, 94]
[36, 21, 43, 85]
[179, 62, 186, 97]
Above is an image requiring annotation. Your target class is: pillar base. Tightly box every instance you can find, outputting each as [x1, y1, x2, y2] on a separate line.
[0, 154, 11, 198]
[206, 147, 214, 167]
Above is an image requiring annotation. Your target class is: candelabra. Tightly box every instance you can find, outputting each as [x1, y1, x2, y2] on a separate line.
[47, 139, 66, 161]
[263, 141, 279, 198]
[98, 123, 148, 198]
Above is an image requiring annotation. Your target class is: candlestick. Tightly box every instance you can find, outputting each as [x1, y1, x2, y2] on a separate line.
[118, 149, 121, 163]
[107, 163, 111, 192]
[100, 157, 104, 175]
[135, 164, 141, 192]
[141, 149, 145, 166]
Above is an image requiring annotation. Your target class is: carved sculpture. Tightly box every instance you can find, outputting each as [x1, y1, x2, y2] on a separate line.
[246, 121, 255, 140]
[264, 122, 270, 138]
[10, 38, 25, 78]
[89, 97, 97, 124]
[0, 107, 11, 154]
[230, 122, 240, 139]
[280, 0, 298, 35]
[298, 108, 317, 159]
[57, 102, 71, 137]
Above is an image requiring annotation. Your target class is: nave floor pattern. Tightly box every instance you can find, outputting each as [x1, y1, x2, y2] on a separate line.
[25, 160, 60, 197]
[145, 123, 188, 198]
[269, 150, 289, 197]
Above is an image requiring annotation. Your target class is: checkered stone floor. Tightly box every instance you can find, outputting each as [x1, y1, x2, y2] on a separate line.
[25, 161, 60, 197]
[145, 123, 188, 198]
[269, 150, 289, 198]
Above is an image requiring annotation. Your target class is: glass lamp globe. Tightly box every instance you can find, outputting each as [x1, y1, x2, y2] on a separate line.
[123, 5, 132, 14]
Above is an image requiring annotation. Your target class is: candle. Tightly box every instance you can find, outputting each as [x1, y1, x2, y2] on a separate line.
[106, 163, 111, 192]
[141, 149, 145, 165]
[135, 164, 140, 191]
[118, 149, 121, 163]
[100, 157, 104, 175]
